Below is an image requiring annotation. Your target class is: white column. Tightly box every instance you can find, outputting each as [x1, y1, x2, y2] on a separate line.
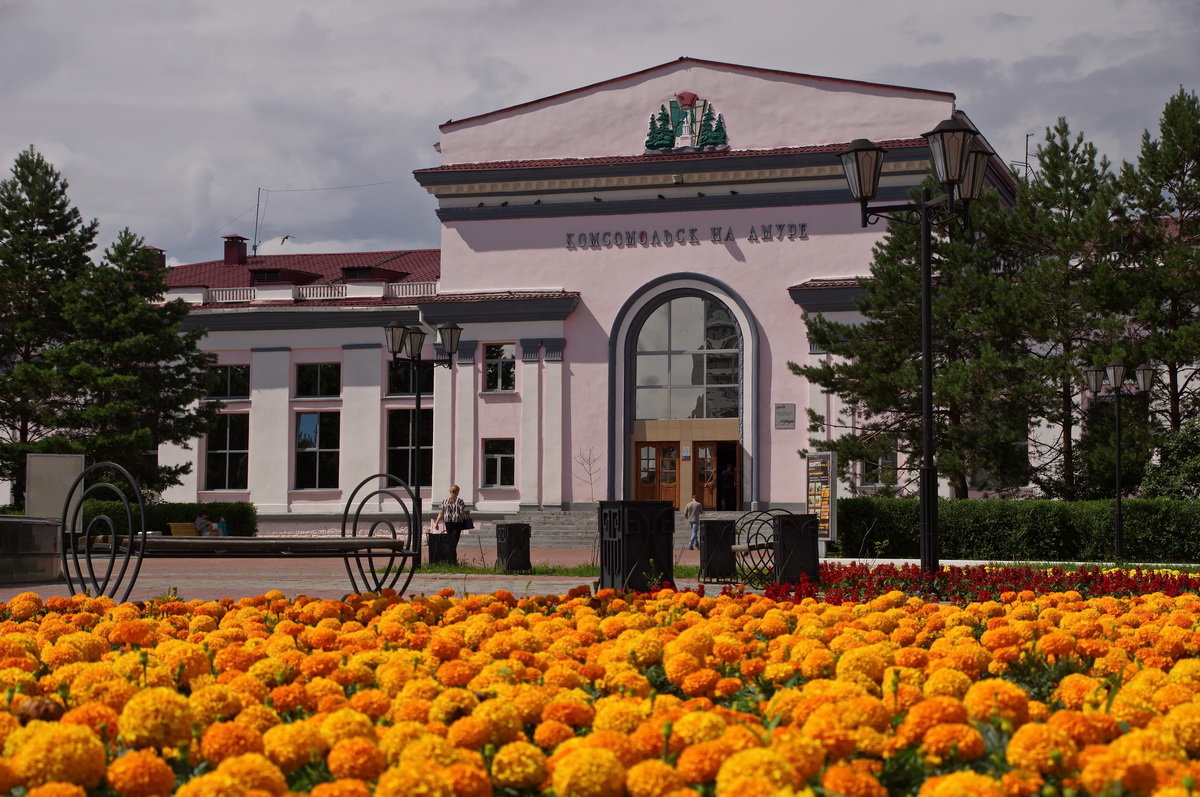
[431, 344, 454, 496]
[339, 344, 383, 504]
[249, 347, 292, 514]
[542, 339, 565, 509]
[453, 341, 478, 505]
[518, 339, 542, 509]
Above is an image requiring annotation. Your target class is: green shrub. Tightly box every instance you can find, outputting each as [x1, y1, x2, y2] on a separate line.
[834, 496, 1200, 563]
[82, 501, 258, 537]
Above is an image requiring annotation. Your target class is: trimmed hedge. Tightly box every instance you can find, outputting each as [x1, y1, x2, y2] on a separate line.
[83, 501, 258, 537]
[833, 497, 1200, 563]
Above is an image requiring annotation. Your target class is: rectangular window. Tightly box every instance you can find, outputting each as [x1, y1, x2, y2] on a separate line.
[295, 411, 339, 489]
[296, 363, 341, 397]
[386, 408, 433, 488]
[206, 414, 249, 490]
[862, 449, 898, 486]
[386, 360, 434, 395]
[483, 344, 516, 392]
[482, 439, 515, 487]
[206, 365, 250, 399]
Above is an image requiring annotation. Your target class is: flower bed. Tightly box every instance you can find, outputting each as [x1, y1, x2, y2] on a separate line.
[1, 582, 1200, 796]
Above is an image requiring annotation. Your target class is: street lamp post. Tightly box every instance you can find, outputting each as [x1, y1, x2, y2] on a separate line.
[384, 321, 462, 567]
[1083, 361, 1154, 561]
[837, 119, 991, 578]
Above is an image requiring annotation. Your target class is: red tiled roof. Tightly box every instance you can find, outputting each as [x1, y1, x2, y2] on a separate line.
[165, 250, 440, 289]
[440, 57, 954, 131]
[789, 278, 865, 291]
[417, 139, 928, 174]
[186, 289, 579, 310]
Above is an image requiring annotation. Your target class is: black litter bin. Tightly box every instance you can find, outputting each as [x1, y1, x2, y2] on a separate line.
[427, 533, 458, 565]
[496, 523, 532, 573]
[773, 513, 819, 585]
[699, 519, 736, 581]
[598, 500, 674, 591]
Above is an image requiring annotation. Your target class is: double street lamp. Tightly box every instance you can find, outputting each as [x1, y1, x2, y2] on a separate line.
[384, 321, 463, 566]
[837, 118, 991, 577]
[1083, 361, 1155, 561]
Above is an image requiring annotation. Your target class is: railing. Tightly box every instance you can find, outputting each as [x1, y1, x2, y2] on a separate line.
[206, 287, 256, 303]
[296, 284, 348, 300]
[385, 281, 438, 298]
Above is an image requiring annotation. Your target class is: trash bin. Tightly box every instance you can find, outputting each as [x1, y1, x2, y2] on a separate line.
[774, 513, 819, 586]
[698, 519, 736, 581]
[598, 500, 674, 591]
[427, 533, 458, 565]
[496, 523, 532, 573]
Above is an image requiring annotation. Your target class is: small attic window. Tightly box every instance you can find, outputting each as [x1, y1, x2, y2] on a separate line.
[343, 266, 373, 281]
[252, 270, 280, 284]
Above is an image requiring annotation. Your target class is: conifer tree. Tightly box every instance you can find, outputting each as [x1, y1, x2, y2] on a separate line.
[0, 147, 98, 505]
[1119, 87, 1200, 432]
[46, 230, 219, 493]
[644, 114, 660, 151]
[709, 114, 728, 148]
[697, 105, 718, 148]
[652, 105, 675, 150]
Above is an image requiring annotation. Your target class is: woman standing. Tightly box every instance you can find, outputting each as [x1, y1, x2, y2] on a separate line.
[433, 484, 470, 546]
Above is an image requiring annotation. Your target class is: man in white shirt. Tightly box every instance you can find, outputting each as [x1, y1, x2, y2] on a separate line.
[683, 495, 703, 550]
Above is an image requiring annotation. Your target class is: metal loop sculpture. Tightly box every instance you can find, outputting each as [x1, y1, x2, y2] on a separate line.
[340, 473, 419, 596]
[733, 508, 793, 588]
[60, 461, 148, 603]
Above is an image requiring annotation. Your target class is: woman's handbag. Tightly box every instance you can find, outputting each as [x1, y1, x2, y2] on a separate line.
[461, 510, 474, 530]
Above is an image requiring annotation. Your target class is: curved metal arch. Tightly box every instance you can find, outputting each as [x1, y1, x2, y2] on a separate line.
[60, 462, 147, 603]
[340, 473, 419, 596]
[733, 508, 793, 588]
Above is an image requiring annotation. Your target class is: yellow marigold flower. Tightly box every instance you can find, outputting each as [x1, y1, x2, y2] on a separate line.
[428, 687, 478, 724]
[625, 759, 683, 797]
[155, 639, 211, 686]
[923, 668, 971, 699]
[918, 771, 1006, 797]
[375, 765, 452, 797]
[106, 750, 176, 797]
[13, 723, 105, 788]
[962, 678, 1029, 728]
[8, 592, 43, 621]
[262, 721, 325, 773]
[310, 779, 371, 797]
[473, 698, 523, 746]
[594, 700, 645, 734]
[770, 730, 825, 782]
[174, 770, 246, 797]
[820, 762, 885, 797]
[1164, 702, 1200, 755]
[26, 783, 86, 797]
[319, 707, 376, 748]
[119, 686, 195, 750]
[918, 722, 983, 764]
[1053, 673, 1107, 710]
[190, 685, 244, 727]
[1079, 750, 1156, 795]
[551, 747, 625, 797]
[714, 748, 794, 797]
[233, 704, 280, 735]
[492, 740, 548, 789]
[378, 720, 427, 765]
[327, 737, 385, 781]
[215, 753, 287, 796]
[399, 734, 461, 767]
[672, 710, 726, 745]
[200, 722, 264, 765]
[1006, 722, 1077, 775]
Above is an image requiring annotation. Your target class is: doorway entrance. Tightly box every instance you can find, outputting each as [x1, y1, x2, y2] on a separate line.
[714, 441, 739, 510]
[635, 443, 679, 506]
[693, 442, 717, 507]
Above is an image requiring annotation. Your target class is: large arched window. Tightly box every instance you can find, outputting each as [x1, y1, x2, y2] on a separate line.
[634, 295, 740, 420]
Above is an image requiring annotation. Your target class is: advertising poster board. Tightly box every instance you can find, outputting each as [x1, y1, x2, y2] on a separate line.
[806, 452, 837, 541]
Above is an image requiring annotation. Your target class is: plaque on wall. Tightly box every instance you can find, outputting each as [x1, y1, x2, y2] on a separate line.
[774, 403, 796, 429]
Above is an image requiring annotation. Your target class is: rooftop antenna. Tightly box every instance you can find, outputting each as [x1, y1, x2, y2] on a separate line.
[251, 188, 262, 255]
[1009, 133, 1033, 180]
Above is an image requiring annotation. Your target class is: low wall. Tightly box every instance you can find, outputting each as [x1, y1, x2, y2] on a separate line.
[0, 516, 62, 584]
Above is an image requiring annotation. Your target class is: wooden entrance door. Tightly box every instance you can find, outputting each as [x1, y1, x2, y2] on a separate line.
[693, 442, 717, 508]
[635, 443, 680, 508]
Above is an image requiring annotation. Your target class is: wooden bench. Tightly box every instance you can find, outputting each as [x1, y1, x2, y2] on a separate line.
[61, 466, 420, 602]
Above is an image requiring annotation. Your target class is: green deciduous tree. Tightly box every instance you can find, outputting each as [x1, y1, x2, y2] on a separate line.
[0, 147, 216, 506]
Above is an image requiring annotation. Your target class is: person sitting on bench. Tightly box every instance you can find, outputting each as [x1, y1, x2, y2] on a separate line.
[194, 511, 218, 537]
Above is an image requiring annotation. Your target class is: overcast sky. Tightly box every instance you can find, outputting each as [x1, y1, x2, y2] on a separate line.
[2, 0, 1195, 266]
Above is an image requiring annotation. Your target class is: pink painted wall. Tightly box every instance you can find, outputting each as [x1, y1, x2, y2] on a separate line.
[440, 61, 955, 164]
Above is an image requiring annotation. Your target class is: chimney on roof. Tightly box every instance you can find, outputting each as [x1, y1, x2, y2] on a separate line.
[142, 246, 167, 270]
[223, 235, 248, 266]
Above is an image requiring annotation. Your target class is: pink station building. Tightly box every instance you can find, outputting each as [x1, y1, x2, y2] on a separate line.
[158, 58, 1015, 523]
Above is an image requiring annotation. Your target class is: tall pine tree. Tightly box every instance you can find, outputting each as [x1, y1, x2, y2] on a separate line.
[0, 147, 98, 505]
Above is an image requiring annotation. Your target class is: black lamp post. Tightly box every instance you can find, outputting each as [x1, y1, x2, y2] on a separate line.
[838, 119, 991, 578]
[1083, 361, 1155, 561]
[384, 321, 462, 566]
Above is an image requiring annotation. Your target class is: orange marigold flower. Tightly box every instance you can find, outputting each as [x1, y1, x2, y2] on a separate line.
[542, 696, 595, 728]
[439, 762, 492, 797]
[821, 762, 886, 797]
[327, 737, 385, 782]
[533, 720, 576, 750]
[215, 753, 287, 796]
[375, 765, 452, 797]
[920, 723, 984, 763]
[895, 697, 969, 748]
[918, 771, 1006, 797]
[174, 770, 246, 797]
[60, 701, 119, 742]
[14, 722, 105, 788]
[492, 740, 548, 790]
[625, 759, 683, 797]
[119, 687, 195, 750]
[347, 688, 392, 721]
[309, 779, 371, 797]
[551, 747, 625, 797]
[26, 783, 87, 797]
[105, 750, 176, 797]
[201, 722, 265, 765]
[962, 678, 1029, 728]
[0, 757, 20, 794]
[674, 739, 733, 784]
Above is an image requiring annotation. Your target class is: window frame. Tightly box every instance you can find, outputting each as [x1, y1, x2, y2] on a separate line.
[204, 413, 249, 491]
[294, 410, 340, 490]
[482, 343, 517, 393]
[206, 364, 250, 399]
[481, 438, 516, 488]
[386, 408, 434, 488]
[295, 362, 342, 398]
[386, 359, 434, 396]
